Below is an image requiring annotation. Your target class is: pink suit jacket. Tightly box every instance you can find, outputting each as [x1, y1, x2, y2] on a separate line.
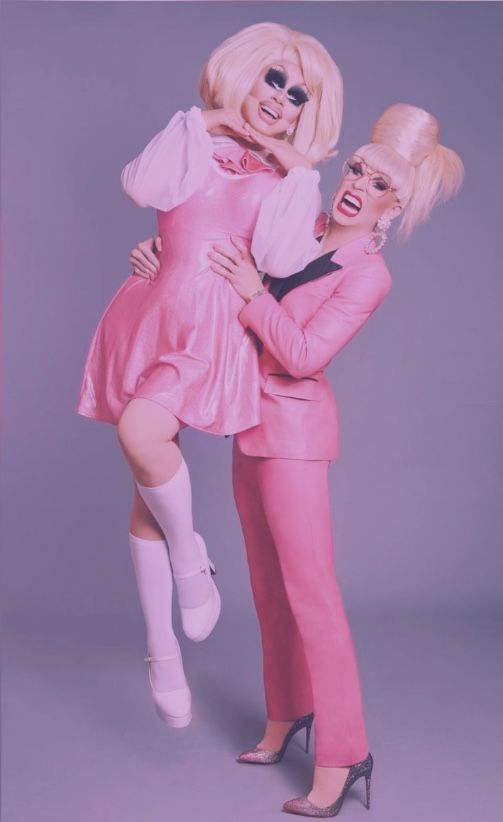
[235, 233, 392, 461]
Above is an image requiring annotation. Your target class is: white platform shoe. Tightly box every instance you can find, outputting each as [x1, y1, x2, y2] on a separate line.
[144, 653, 192, 728]
[175, 533, 221, 642]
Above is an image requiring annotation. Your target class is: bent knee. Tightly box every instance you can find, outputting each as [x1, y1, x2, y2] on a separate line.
[117, 408, 153, 458]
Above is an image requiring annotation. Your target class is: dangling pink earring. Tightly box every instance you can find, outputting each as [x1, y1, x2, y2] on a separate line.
[286, 125, 294, 137]
[365, 214, 392, 255]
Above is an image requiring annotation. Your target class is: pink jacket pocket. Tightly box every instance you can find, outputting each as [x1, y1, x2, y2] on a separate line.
[263, 373, 321, 401]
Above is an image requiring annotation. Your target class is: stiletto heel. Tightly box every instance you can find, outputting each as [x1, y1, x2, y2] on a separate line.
[305, 714, 313, 753]
[365, 773, 371, 810]
[237, 713, 314, 765]
[283, 752, 374, 818]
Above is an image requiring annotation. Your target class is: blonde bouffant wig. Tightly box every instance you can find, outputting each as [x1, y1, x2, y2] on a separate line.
[354, 103, 464, 239]
[199, 23, 343, 165]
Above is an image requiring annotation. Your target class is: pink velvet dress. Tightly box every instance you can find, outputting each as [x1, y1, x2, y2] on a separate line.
[77, 107, 321, 435]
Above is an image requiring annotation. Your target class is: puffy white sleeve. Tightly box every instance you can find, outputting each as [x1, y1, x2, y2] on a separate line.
[120, 106, 214, 211]
[251, 167, 322, 279]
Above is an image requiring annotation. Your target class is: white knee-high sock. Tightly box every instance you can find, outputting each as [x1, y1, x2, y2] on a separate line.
[129, 534, 187, 692]
[136, 459, 208, 606]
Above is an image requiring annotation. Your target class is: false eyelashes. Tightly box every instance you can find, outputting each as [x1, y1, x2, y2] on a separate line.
[264, 67, 309, 107]
[265, 67, 287, 89]
[288, 87, 309, 108]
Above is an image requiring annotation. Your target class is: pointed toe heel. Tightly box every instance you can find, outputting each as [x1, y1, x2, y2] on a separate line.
[237, 713, 314, 765]
[282, 753, 373, 818]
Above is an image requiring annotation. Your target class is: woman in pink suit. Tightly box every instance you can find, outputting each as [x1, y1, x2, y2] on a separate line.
[77, 23, 343, 729]
[210, 104, 463, 817]
[133, 102, 462, 815]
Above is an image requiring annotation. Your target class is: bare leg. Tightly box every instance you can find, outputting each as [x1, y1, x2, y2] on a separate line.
[118, 399, 201, 576]
[308, 766, 350, 807]
[259, 720, 297, 751]
[118, 398, 182, 487]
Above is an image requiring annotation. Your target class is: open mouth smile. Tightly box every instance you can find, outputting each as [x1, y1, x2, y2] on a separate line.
[337, 191, 362, 217]
[259, 103, 281, 121]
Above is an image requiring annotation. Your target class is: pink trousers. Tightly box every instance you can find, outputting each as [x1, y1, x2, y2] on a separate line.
[232, 443, 369, 767]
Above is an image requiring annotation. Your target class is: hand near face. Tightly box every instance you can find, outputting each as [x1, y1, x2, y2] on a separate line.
[209, 237, 264, 303]
[129, 236, 162, 280]
[202, 109, 252, 141]
[243, 125, 312, 172]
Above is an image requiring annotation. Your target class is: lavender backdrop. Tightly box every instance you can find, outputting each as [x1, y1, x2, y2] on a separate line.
[2, 3, 501, 822]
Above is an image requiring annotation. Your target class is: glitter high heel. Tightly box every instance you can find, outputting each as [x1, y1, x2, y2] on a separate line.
[282, 753, 373, 817]
[237, 713, 314, 765]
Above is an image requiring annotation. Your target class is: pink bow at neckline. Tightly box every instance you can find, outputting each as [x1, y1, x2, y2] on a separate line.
[213, 149, 274, 176]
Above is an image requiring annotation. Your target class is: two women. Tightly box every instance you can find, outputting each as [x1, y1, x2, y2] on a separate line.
[77, 9, 464, 816]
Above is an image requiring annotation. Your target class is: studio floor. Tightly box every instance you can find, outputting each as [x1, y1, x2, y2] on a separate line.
[2, 606, 500, 822]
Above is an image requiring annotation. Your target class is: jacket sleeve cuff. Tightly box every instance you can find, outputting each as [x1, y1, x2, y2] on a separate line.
[238, 291, 277, 331]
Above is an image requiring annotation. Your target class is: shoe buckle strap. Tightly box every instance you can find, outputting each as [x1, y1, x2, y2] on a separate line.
[174, 565, 207, 580]
[175, 560, 216, 580]
[144, 654, 180, 663]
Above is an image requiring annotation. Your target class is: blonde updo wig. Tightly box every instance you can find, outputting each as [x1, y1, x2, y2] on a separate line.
[354, 103, 464, 238]
[199, 22, 343, 165]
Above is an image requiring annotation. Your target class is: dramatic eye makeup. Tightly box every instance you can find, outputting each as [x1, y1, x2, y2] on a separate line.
[347, 160, 364, 177]
[265, 67, 287, 90]
[342, 156, 396, 201]
[287, 87, 309, 107]
[264, 66, 310, 108]
[371, 178, 391, 193]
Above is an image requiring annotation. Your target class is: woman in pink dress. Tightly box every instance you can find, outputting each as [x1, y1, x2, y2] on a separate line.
[132, 103, 463, 816]
[77, 23, 343, 728]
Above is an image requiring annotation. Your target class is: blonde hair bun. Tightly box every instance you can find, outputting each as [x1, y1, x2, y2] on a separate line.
[359, 103, 464, 238]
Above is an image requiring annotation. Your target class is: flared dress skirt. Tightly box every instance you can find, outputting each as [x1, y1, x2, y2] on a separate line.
[77, 164, 280, 435]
